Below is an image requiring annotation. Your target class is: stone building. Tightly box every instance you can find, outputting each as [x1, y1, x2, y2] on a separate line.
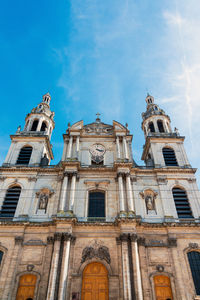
[0, 92, 200, 300]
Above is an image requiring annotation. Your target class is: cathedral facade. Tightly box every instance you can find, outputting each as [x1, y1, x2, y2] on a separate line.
[0, 93, 200, 300]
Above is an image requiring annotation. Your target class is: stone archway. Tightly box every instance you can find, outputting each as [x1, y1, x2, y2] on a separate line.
[16, 274, 37, 300]
[81, 262, 109, 300]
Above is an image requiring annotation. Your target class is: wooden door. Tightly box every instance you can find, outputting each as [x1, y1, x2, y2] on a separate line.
[154, 275, 173, 300]
[16, 274, 37, 300]
[81, 262, 109, 300]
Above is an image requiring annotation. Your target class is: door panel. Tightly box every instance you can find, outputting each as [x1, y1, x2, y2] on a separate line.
[154, 275, 173, 300]
[81, 262, 108, 300]
[16, 274, 37, 300]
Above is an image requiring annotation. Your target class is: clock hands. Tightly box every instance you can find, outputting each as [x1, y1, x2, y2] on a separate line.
[96, 148, 104, 152]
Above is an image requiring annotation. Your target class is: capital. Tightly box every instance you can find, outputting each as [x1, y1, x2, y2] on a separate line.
[15, 236, 24, 245]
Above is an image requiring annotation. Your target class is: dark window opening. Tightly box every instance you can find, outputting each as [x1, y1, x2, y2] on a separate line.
[162, 147, 178, 166]
[172, 187, 193, 219]
[31, 120, 39, 131]
[91, 160, 103, 166]
[0, 186, 21, 218]
[16, 146, 32, 165]
[157, 120, 165, 133]
[88, 191, 105, 221]
[40, 122, 47, 132]
[0, 250, 3, 265]
[149, 122, 155, 133]
[188, 251, 200, 295]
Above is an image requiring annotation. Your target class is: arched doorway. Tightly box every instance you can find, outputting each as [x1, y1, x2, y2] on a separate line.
[154, 275, 173, 300]
[16, 274, 37, 300]
[81, 262, 109, 300]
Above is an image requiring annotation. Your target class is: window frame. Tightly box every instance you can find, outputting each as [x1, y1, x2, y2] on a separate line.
[162, 147, 178, 167]
[172, 186, 193, 219]
[87, 190, 106, 222]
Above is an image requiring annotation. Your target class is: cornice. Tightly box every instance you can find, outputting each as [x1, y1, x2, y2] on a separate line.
[0, 166, 62, 173]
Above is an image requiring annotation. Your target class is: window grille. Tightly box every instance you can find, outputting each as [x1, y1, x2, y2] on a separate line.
[187, 251, 200, 295]
[0, 186, 21, 218]
[172, 187, 193, 219]
[31, 120, 39, 131]
[88, 191, 105, 221]
[16, 146, 32, 165]
[157, 120, 165, 132]
[162, 147, 178, 166]
[149, 122, 155, 132]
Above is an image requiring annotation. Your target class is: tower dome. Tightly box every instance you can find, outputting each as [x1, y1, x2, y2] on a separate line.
[24, 92, 55, 139]
[142, 94, 172, 138]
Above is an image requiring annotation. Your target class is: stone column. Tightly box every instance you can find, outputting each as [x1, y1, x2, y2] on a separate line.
[123, 137, 129, 160]
[116, 136, 121, 159]
[58, 234, 76, 300]
[37, 118, 43, 131]
[76, 136, 80, 159]
[120, 234, 131, 300]
[59, 173, 68, 212]
[3, 236, 24, 299]
[39, 237, 54, 300]
[69, 173, 77, 212]
[46, 233, 62, 300]
[126, 174, 135, 216]
[134, 238, 143, 300]
[67, 136, 73, 158]
[118, 173, 125, 214]
[61, 142, 67, 161]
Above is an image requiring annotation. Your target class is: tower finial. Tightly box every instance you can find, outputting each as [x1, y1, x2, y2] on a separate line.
[42, 92, 51, 107]
[145, 94, 154, 105]
[96, 112, 101, 123]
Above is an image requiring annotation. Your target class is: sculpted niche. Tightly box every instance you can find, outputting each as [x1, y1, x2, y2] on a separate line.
[140, 189, 158, 215]
[36, 188, 54, 214]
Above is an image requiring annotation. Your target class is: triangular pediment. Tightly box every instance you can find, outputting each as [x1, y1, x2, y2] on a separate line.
[70, 120, 83, 130]
[82, 121, 113, 136]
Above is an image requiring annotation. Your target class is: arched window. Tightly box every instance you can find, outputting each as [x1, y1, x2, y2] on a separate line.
[149, 122, 155, 133]
[0, 250, 3, 266]
[162, 147, 178, 166]
[157, 120, 165, 133]
[16, 146, 32, 165]
[31, 119, 39, 131]
[88, 191, 105, 221]
[0, 185, 21, 218]
[187, 251, 200, 295]
[40, 121, 47, 132]
[172, 187, 193, 219]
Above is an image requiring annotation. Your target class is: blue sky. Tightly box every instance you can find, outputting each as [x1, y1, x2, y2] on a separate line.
[0, 1, 200, 184]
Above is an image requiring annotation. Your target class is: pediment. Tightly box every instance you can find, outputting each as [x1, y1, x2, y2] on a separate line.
[82, 122, 113, 136]
[70, 120, 83, 130]
[113, 120, 128, 132]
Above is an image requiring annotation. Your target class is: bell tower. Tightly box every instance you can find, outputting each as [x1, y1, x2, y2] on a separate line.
[3, 93, 54, 167]
[141, 94, 191, 168]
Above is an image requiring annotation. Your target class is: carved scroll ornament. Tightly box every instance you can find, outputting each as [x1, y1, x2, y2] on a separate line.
[81, 245, 111, 264]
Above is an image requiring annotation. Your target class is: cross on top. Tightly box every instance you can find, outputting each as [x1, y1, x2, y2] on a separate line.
[96, 112, 101, 123]
[96, 112, 101, 118]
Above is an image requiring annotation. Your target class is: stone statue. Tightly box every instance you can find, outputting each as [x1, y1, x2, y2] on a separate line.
[17, 125, 21, 133]
[145, 194, 154, 211]
[38, 193, 48, 210]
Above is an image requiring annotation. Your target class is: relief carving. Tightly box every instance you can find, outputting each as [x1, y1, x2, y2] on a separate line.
[81, 241, 111, 264]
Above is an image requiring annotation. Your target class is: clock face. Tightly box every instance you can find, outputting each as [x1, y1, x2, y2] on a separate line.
[89, 144, 106, 162]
